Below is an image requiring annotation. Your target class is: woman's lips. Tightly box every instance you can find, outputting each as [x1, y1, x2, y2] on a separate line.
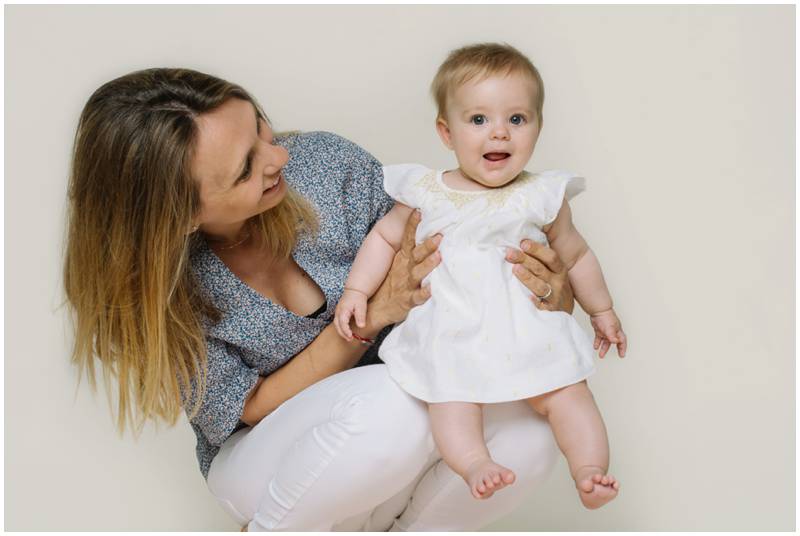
[262, 173, 283, 195]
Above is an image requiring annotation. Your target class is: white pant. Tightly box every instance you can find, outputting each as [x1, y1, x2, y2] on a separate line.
[207, 364, 559, 531]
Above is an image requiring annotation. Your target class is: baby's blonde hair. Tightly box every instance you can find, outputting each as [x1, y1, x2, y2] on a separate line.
[431, 42, 545, 126]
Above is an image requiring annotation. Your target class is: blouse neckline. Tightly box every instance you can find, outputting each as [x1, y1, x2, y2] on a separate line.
[199, 236, 329, 321]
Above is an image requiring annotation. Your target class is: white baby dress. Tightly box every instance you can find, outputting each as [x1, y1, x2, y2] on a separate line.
[377, 164, 596, 404]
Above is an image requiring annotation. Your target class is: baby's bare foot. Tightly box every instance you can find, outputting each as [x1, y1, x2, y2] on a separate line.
[463, 458, 516, 500]
[574, 466, 620, 509]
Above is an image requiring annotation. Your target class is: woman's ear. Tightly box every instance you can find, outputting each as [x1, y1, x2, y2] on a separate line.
[187, 217, 201, 235]
[435, 117, 454, 150]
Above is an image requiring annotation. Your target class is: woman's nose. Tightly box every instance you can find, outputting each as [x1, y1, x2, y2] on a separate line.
[262, 144, 289, 176]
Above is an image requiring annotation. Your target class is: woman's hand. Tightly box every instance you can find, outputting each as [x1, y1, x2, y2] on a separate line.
[366, 210, 441, 329]
[505, 239, 575, 314]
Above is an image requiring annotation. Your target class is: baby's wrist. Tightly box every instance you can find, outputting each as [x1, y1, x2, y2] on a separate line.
[343, 287, 370, 298]
[589, 307, 615, 318]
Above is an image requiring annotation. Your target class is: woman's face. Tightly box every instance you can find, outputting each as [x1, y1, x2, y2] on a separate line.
[191, 98, 289, 233]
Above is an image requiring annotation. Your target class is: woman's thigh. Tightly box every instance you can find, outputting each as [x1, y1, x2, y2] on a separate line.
[207, 364, 432, 531]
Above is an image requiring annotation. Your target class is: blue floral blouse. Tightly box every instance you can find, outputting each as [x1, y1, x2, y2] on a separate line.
[186, 131, 395, 479]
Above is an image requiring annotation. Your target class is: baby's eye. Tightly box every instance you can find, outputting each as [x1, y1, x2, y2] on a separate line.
[470, 114, 486, 126]
[510, 114, 526, 126]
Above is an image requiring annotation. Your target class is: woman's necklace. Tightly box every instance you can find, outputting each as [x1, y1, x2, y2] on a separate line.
[208, 231, 251, 251]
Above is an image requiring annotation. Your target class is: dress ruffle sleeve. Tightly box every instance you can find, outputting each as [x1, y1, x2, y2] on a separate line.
[382, 163, 433, 209]
[535, 170, 587, 225]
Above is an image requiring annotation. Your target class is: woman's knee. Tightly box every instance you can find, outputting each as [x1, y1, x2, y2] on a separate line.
[334, 365, 431, 465]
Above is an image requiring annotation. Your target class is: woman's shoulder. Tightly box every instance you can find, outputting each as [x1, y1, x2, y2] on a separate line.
[277, 131, 385, 204]
[276, 130, 377, 165]
[188, 239, 240, 312]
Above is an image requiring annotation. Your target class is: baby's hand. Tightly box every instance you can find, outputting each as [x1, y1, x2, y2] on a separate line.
[334, 288, 369, 341]
[590, 309, 627, 358]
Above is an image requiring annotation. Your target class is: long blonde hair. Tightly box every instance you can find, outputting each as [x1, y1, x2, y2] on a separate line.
[63, 68, 317, 436]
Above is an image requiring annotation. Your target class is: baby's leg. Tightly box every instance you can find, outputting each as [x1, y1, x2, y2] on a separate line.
[527, 381, 620, 509]
[428, 402, 516, 499]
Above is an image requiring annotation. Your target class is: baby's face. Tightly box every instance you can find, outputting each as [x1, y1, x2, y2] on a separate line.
[437, 72, 540, 188]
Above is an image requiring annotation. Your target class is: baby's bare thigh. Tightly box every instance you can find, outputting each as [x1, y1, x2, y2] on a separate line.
[526, 380, 593, 416]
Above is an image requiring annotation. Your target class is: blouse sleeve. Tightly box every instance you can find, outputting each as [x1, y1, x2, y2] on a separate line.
[184, 337, 261, 447]
[382, 163, 432, 209]
[358, 144, 395, 226]
[308, 131, 396, 228]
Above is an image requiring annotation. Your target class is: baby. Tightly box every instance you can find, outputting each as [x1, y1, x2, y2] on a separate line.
[335, 43, 626, 509]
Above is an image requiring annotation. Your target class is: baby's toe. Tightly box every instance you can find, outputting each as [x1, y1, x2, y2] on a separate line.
[491, 472, 502, 485]
[592, 474, 603, 484]
[600, 475, 610, 486]
[502, 470, 516, 484]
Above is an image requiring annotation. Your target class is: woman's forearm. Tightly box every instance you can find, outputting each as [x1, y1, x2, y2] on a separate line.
[241, 315, 387, 426]
[241, 208, 438, 426]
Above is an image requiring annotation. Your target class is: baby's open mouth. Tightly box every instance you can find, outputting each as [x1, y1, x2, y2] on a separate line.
[483, 152, 510, 162]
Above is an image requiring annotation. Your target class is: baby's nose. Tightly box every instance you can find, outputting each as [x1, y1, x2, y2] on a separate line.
[490, 124, 510, 140]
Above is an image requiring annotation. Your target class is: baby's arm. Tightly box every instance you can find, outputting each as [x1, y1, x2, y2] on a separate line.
[544, 201, 611, 314]
[544, 201, 627, 357]
[335, 203, 414, 339]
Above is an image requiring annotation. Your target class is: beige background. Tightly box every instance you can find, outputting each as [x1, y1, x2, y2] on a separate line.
[5, 4, 795, 531]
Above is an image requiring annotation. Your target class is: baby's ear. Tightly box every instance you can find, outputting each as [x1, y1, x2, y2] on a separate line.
[435, 118, 454, 150]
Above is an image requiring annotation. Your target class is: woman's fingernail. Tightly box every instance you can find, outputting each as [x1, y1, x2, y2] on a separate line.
[521, 241, 531, 251]
[433, 235, 442, 245]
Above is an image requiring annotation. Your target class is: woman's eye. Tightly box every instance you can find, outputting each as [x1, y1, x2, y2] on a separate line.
[470, 114, 486, 126]
[237, 159, 252, 183]
[510, 114, 526, 125]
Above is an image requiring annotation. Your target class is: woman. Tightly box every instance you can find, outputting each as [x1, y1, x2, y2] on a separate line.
[63, 68, 576, 531]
